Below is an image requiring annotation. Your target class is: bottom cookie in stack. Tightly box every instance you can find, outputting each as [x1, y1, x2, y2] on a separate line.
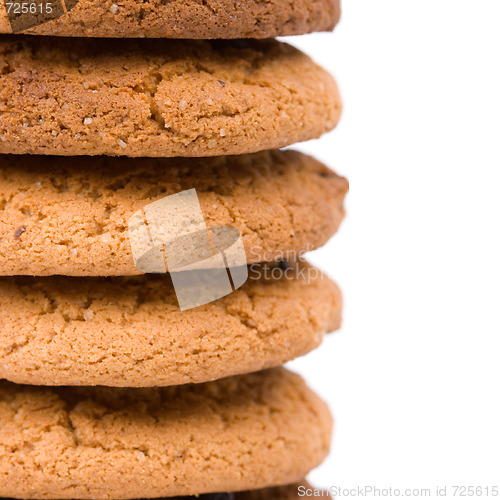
[0, 368, 331, 499]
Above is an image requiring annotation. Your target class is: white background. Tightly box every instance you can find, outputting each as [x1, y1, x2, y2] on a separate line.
[283, 0, 500, 494]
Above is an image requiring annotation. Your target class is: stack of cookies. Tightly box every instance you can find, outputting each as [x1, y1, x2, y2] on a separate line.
[0, 0, 348, 498]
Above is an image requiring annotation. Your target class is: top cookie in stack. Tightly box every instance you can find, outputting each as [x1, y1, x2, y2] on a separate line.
[0, 0, 340, 38]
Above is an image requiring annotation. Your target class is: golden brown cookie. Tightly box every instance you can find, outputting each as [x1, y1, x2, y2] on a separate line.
[0, 260, 342, 387]
[0, 368, 333, 499]
[0, 37, 341, 157]
[0, 0, 341, 38]
[0, 150, 348, 276]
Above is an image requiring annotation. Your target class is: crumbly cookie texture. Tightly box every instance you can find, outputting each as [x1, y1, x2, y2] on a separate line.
[0, 0, 340, 38]
[0, 260, 342, 387]
[0, 37, 341, 157]
[0, 150, 348, 276]
[0, 368, 333, 499]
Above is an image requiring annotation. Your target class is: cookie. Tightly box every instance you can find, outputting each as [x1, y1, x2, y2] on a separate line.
[0, 37, 341, 157]
[0, 259, 341, 387]
[0, 150, 348, 276]
[0, 0, 340, 38]
[0, 368, 333, 499]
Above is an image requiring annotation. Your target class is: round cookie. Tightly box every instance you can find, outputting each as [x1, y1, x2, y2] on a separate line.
[0, 38, 341, 157]
[0, 260, 341, 387]
[0, 0, 340, 38]
[0, 150, 348, 276]
[0, 368, 333, 499]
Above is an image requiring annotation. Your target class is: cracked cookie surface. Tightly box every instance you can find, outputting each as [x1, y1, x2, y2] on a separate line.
[0, 0, 341, 38]
[0, 368, 333, 499]
[0, 150, 348, 276]
[0, 260, 342, 387]
[0, 37, 341, 157]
